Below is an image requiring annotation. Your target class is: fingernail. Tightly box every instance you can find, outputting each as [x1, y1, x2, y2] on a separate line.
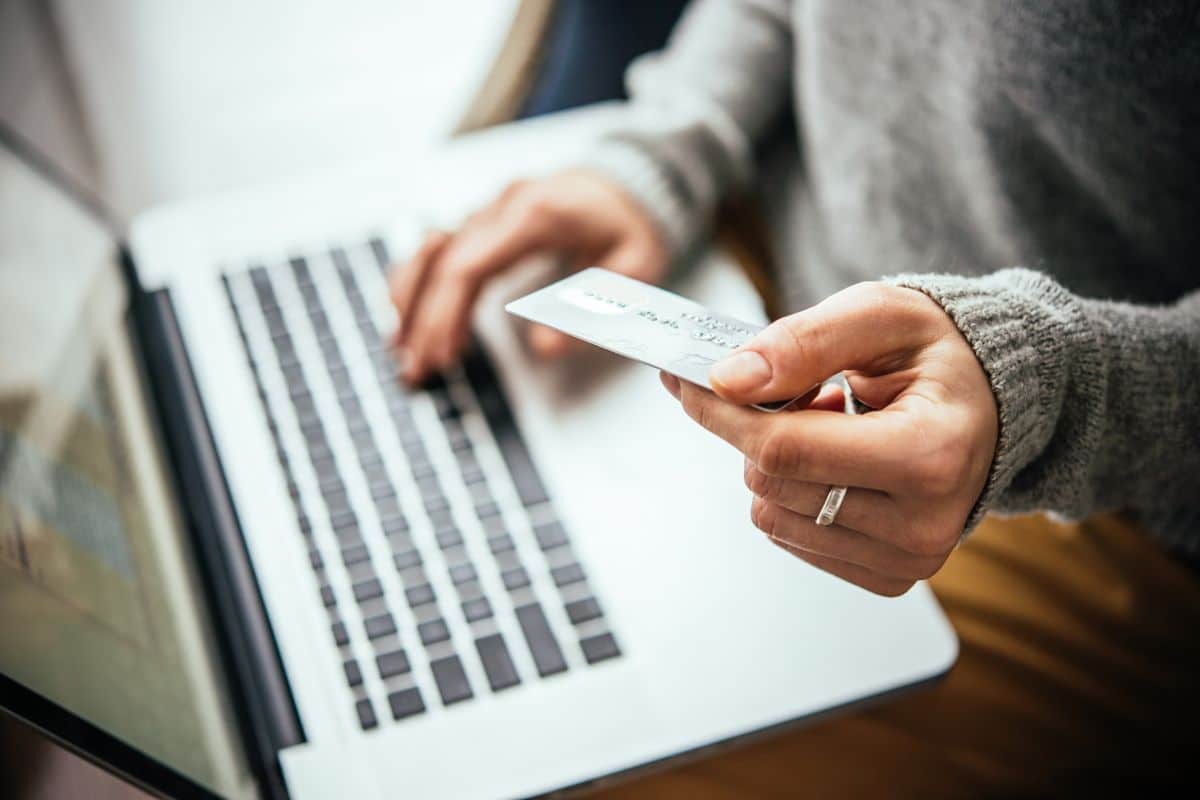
[659, 372, 681, 398]
[709, 350, 772, 393]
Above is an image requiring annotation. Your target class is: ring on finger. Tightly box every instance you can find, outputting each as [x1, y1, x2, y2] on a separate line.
[815, 485, 848, 527]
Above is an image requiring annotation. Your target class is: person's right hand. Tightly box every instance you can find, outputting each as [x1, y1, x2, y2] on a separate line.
[390, 170, 667, 384]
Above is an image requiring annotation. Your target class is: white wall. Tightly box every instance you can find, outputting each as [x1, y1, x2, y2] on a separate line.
[52, 0, 518, 222]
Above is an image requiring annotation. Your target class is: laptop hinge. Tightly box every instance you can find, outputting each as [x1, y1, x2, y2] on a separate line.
[127, 257, 303, 800]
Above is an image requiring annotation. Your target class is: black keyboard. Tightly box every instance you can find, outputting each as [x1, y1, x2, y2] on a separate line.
[221, 237, 619, 731]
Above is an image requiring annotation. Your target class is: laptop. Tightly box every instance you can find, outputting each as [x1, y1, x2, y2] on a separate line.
[0, 107, 957, 799]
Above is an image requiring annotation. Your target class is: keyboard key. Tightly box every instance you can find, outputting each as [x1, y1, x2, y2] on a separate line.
[369, 237, 390, 269]
[427, 508, 455, 531]
[534, 521, 569, 550]
[515, 604, 567, 677]
[334, 524, 362, 546]
[436, 527, 463, 548]
[353, 578, 383, 603]
[462, 596, 492, 622]
[320, 585, 336, 608]
[405, 584, 436, 608]
[376, 649, 411, 679]
[488, 533, 515, 554]
[551, 563, 585, 587]
[409, 459, 436, 480]
[393, 549, 422, 570]
[341, 542, 370, 566]
[343, 659, 363, 687]
[424, 494, 451, 514]
[346, 560, 376, 583]
[502, 566, 530, 591]
[430, 655, 473, 705]
[580, 632, 621, 664]
[355, 699, 378, 730]
[388, 687, 426, 721]
[331, 621, 349, 647]
[565, 597, 603, 625]
[475, 634, 521, 692]
[323, 489, 351, 514]
[329, 510, 356, 531]
[381, 514, 408, 536]
[474, 501, 500, 519]
[364, 613, 396, 640]
[418, 619, 450, 645]
[448, 563, 477, 585]
[375, 495, 402, 518]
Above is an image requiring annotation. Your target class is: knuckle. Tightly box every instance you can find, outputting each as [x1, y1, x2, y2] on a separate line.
[750, 497, 777, 537]
[511, 191, 558, 230]
[753, 430, 796, 477]
[442, 254, 479, 282]
[763, 313, 816, 369]
[743, 463, 773, 499]
[688, 394, 716, 432]
[497, 179, 529, 203]
[906, 421, 972, 498]
[906, 521, 957, 558]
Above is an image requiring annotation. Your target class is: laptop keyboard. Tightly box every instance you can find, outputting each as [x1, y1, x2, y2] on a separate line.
[220, 237, 620, 731]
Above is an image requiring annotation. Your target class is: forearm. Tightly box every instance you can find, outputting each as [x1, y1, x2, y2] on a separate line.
[581, 0, 794, 256]
[889, 268, 1200, 548]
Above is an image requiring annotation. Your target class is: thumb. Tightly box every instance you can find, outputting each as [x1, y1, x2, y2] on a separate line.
[708, 283, 936, 405]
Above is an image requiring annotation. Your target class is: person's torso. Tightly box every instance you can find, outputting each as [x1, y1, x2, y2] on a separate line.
[772, 0, 1200, 310]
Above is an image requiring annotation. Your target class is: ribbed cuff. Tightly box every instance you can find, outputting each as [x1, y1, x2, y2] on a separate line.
[885, 269, 1089, 533]
[575, 141, 702, 260]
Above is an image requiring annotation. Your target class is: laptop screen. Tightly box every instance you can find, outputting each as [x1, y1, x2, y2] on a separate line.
[0, 138, 255, 797]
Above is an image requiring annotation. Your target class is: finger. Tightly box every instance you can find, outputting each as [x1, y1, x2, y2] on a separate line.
[768, 537, 916, 597]
[405, 210, 560, 379]
[674, 380, 909, 491]
[802, 381, 846, 412]
[391, 230, 451, 343]
[750, 497, 942, 581]
[743, 461, 898, 535]
[708, 283, 941, 405]
[660, 371, 681, 400]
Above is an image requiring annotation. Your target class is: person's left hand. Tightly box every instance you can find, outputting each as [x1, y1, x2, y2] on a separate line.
[660, 282, 998, 596]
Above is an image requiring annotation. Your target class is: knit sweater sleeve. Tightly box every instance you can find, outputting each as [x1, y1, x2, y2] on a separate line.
[888, 268, 1200, 550]
[577, 0, 794, 257]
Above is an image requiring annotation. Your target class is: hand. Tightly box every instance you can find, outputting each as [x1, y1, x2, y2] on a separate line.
[660, 282, 998, 596]
[390, 170, 667, 384]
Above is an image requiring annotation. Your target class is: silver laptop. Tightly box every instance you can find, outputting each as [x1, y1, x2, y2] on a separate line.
[0, 109, 956, 799]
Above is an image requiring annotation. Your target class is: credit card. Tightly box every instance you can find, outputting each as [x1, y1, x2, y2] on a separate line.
[505, 268, 797, 412]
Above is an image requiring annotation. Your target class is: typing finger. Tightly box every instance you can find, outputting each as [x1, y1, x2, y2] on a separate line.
[391, 230, 450, 344]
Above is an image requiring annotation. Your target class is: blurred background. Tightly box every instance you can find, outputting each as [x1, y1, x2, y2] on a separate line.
[2, 0, 686, 224]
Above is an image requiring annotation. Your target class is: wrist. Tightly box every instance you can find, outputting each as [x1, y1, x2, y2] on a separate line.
[883, 268, 1095, 531]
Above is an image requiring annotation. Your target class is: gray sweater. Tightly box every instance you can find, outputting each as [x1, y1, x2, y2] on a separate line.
[583, 0, 1200, 554]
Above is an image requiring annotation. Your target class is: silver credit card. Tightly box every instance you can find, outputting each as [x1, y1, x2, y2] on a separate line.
[505, 268, 796, 412]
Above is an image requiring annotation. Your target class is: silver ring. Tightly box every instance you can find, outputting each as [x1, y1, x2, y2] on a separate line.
[816, 485, 847, 527]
